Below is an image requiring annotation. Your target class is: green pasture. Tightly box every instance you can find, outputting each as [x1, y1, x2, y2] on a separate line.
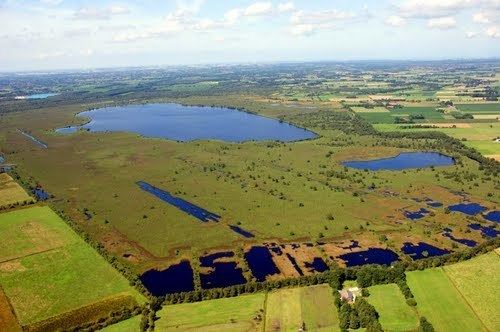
[444, 251, 500, 331]
[0, 206, 144, 326]
[366, 284, 419, 332]
[102, 315, 141, 332]
[456, 103, 500, 113]
[374, 122, 499, 155]
[406, 268, 485, 331]
[156, 293, 265, 331]
[265, 284, 340, 332]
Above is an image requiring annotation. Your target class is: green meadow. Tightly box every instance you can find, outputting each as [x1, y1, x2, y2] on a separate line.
[406, 268, 486, 331]
[156, 293, 265, 331]
[265, 284, 340, 332]
[0, 206, 144, 327]
[366, 284, 419, 332]
[443, 251, 500, 331]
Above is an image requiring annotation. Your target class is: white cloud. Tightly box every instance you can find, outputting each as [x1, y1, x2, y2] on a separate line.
[473, 12, 490, 23]
[224, 8, 242, 25]
[385, 15, 406, 27]
[244, 2, 273, 17]
[427, 16, 457, 29]
[40, 0, 64, 5]
[466, 31, 479, 37]
[278, 2, 295, 13]
[397, 0, 477, 18]
[74, 5, 130, 20]
[35, 51, 67, 59]
[486, 25, 500, 37]
[291, 9, 356, 25]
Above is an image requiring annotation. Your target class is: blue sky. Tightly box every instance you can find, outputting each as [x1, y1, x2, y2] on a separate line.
[0, 0, 499, 71]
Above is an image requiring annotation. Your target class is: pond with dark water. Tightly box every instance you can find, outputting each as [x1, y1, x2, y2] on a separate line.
[484, 211, 500, 223]
[342, 152, 454, 171]
[56, 103, 317, 142]
[244, 246, 280, 282]
[137, 181, 220, 222]
[448, 203, 487, 216]
[140, 261, 194, 296]
[338, 248, 399, 267]
[401, 242, 450, 260]
[199, 252, 246, 289]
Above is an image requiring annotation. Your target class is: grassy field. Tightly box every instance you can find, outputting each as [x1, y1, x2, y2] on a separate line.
[0, 101, 497, 273]
[374, 122, 500, 156]
[456, 103, 500, 113]
[265, 284, 339, 332]
[444, 251, 500, 331]
[101, 315, 141, 332]
[156, 293, 265, 331]
[366, 284, 419, 332]
[0, 206, 144, 327]
[406, 268, 486, 331]
[0, 173, 33, 208]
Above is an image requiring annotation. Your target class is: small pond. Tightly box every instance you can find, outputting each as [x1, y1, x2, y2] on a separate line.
[442, 232, 477, 247]
[401, 242, 450, 260]
[338, 248, 399, 267]
[140, 261, 194, 296]
[16, 93, 59, 99]
[286, 253, 304, 276]
[229, 225, 255, 238]
[304, 257, 329, 273]
[137, 181, 220, 222]
[244, 246, 280, 282]
[469, 223, 499, 238]
[342, 152, 454, 171]
[404, 208, 430, 220]
[484, 211, 500, 223]
[56, 103, 317, 142]
[199, 252, 246, 289]
[448, 203, 487, 216]
[33, 187, 50, 201]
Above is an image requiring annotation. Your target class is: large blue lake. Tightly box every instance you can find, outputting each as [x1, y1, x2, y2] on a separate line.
[56, 103, 317, 142]
[343, 152, 454, 170]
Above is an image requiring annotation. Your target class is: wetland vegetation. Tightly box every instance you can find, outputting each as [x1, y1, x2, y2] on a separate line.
[0, 60, 498, 331]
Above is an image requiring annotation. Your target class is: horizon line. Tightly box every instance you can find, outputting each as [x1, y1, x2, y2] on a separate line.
[1, 57, 500, 75]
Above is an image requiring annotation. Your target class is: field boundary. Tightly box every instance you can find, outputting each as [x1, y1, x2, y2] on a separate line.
[0, 285, 22, 332]
[24, 293, 139, 332]
[442, 267, 490, 331]
[0, 245, 66, 264]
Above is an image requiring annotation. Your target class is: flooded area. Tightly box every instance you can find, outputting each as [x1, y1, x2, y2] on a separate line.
[343, 152, 454, 170]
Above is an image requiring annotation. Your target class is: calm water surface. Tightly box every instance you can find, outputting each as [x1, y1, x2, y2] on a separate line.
[56, 103, 317, 142]
[343, 152, 454, 170]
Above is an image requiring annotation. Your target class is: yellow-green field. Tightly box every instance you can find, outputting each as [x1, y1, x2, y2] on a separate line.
[366, 284, 419, 332]
[155, 284, 339, 332]
[0, 173, 33, 208]
[406, 268, 486, 331]
[101, 315, 141, 332]
[443, 251, 500, 331]
[156, 293, 265, 331]
[374, 122, 500, 156]
[0, 206, 144, 329]
[265, 284, 340, 332]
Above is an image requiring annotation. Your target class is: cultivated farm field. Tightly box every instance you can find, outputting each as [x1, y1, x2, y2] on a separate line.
[156, 293, 265, 331]
[265, 284, 339, 332]
[0, 206, 145, 329]
[443, 251, 500, 331]
[406, 268, 486, 331]
[366, 283, 419, 332]
[0, 173, 33, 208]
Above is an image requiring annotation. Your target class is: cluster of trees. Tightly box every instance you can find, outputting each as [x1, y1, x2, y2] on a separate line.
[338, 298, 383, 332]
